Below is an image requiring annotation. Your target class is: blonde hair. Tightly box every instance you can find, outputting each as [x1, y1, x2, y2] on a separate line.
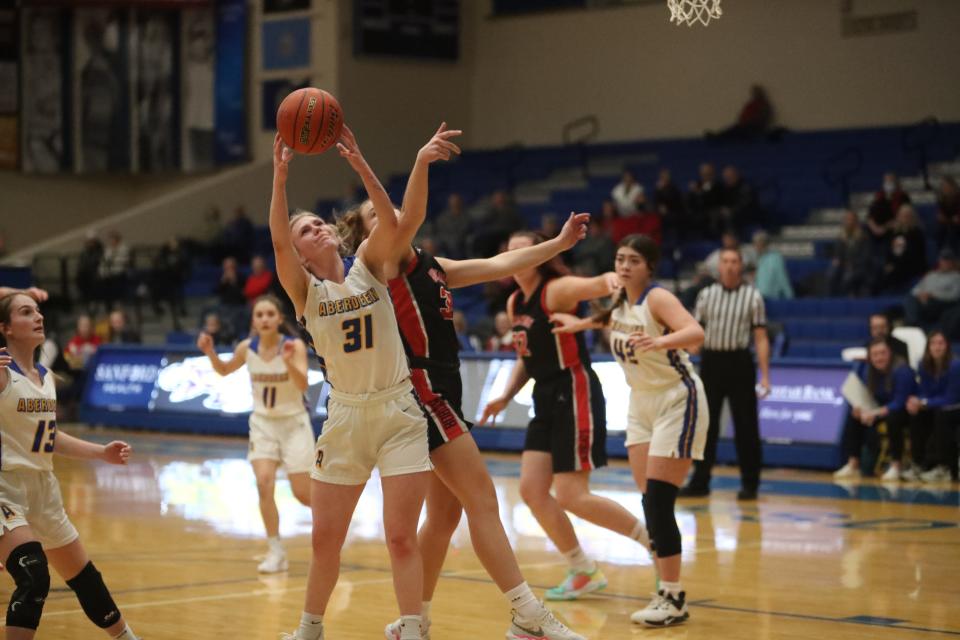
[288, 209, 348, 257]
[335, 200, 370, 256]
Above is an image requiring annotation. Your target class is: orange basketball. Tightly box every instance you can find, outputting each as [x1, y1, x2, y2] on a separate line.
[276, 87, 344, 155]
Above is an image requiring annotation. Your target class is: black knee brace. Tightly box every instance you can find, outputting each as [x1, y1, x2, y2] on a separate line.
[6, 541, 50, 630]
[641, 493, 657, 553]
[66, 561, 121, 629]
[646, 479, 682, 558]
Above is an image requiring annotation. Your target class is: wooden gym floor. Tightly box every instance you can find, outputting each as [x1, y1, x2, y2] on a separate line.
[4, 427, 958, 639]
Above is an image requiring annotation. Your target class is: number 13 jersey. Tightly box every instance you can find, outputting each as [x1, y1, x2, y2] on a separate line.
[0, 361, 57, 471]
[300, 257, 410, 394]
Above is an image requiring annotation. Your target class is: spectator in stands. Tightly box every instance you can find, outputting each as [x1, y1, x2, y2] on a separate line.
[472, 190, 523, 257]
[485, 311, 514, 352]
[834, 339, 914, 481]
[64, 314, 101, 371]
[98, 230, 130, 308]
[220, 205, 255, 262]
[687, 162, 725, 238]
[243, 255, 275, 304]
[151, 236, 189, 329]
[106, 309, 141, 344]
[202, 311, 234, 346]
[600, 198, 643, 244]
[936, 176, 960, 253]
[828, 211, 873, 296]
[434, 192, 470, 258]
[216, 256, 246, 306]
[200, 205, 223, 257]
[905, 331, 960, 482]
[903, 249, 960, 329]
[707, 84, 774, 143]
[703, 232, 757, 280]
[573, 218, 616, 277]
[76, 230, 104, 310]
[867, 173, 911, 247]
[866, 312, 910, 362]
[880, 204, 927, 293]
[452, 310, 480, 353]
[719, 165, 759, 233]
[654, 168, 685, 244]
[752, 230, 793, 299]
[611, 169, 644, 216]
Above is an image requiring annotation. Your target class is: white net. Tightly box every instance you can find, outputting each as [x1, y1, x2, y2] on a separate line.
[667, 0, 722, 26]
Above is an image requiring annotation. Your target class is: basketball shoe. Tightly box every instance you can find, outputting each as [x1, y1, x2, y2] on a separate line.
[258, 548, 289, 573]
[506, 606, 587, 640]
[384, 618, 430, 640]
[545, 567, 607, 601]
[630, 590, 689, 626]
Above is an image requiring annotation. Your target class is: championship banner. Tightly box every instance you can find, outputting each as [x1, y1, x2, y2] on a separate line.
[135, 9, 178, 171]
[180, 6, 214, 171]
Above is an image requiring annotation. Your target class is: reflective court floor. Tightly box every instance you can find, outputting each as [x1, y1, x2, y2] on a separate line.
[5, 427, 959, 639]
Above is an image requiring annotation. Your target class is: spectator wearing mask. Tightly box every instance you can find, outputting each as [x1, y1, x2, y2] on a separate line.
[880, 205, 927, 293]
[106, 309, 141, 344]
[834, 339, 915, 481]
[434, 192, 471, 258]
[867, 173, 911, 247]
[905, 331, 960, 482]
[752, 230, 793, 300]
[936, 176, 960, 253]
[865, 313, 910, 362]
[485, 311, 514, 352]
[611, 169, 644, 217]
[243, 255, 275, 304]
[828, 211, 873, 296]
[903, 249, 960, 329]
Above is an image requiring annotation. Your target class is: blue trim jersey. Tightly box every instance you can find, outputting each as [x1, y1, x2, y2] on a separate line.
[610, 285, 698, 391]
[299, 257, 410, 394]
[0, 362, 57, 472]
[246, 336, 307, 418]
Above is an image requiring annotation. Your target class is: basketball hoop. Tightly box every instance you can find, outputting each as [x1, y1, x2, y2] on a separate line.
[667, 0, 722, 26]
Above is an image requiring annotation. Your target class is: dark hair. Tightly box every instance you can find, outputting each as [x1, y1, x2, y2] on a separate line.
[509, 230, 570, 281]
[593, 234, 660, 326]
[920, 330, 952, 377]
[0, 292, 19, 348]
[866, 337, 902, 396]
[250, 294, 298, 338]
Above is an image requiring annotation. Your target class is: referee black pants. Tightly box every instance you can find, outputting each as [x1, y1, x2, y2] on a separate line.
[690, 350, 763, 491]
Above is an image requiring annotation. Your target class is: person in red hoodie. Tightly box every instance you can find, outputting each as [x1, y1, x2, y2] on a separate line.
[243, 255, 275, 304]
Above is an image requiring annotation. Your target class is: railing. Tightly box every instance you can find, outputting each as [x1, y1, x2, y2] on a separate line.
[562, 115, 600, 180]
[901, 116, 941, 190]
[822, 146, 863, 206]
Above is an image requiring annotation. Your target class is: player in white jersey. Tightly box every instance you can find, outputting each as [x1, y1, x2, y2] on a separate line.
[0, 292, 140, 640]
[197, 295, 313, 574]
[270, 127, 433, 640]
[551, 234, 707, 628]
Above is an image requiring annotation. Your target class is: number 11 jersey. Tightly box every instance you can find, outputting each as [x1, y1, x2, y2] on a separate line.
[300, 257, 410, 394]
[0, 361, 57, 472]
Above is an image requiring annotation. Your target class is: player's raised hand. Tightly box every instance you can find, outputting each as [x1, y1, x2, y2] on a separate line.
[556, 212, 590, 250]
[550, 312, 590, 334]
[196, 332, 214, 353]
[0, 348, 11, 370]
[273, 133, 293, 180]
[24, 287, 49, 303]
[417, 122, 463, 164]
[478, 396, 509, 427]
[336, 125, 368, 174]
[102, 441, 132, 465]
[281, 340, 296, 363]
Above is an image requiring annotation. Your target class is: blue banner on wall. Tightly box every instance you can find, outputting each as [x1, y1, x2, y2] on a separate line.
[84, 349, 165, 410]
[261, 17, 310, 70]
[214, 0, 247, 165]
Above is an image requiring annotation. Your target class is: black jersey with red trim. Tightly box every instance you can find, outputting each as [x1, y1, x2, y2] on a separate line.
[387, 246, 459, 369]
[508, 278, 592, 381]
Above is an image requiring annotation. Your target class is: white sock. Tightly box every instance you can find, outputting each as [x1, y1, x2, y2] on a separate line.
[505, 582, 542, 621]
[421, 601, 432, 622]
[297, 612, 324, 640]
[268, 536, 284, 553]
[629, 519, 650, 548]
[660, 580, 683, 598]
[113, 625, 138, 640]
[562, 545, 596, 573]
[399, 615, 422, 640]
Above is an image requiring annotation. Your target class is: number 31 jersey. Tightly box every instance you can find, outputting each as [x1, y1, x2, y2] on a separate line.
[300, 257, 410, 394]
[0, 362, 57, 471]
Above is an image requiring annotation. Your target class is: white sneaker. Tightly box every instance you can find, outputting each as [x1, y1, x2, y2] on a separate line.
[280, 632, 322, 640]
[900, 465, 921, 482]
[506, 606, 586, 640]
[833, 462, 859, 479]
[258, 549, 289, 573]
[920, 466, 952, 483]
[881, 466, 901, 482]
[384, 618, 431, 640]
[630, 590, 689, 627]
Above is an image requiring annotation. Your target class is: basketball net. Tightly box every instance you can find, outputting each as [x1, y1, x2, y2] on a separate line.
[667, 0, 722, 26]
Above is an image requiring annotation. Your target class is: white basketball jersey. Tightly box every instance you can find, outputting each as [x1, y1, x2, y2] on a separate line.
[0, 362, 57, 472]
[610, 285, 698, 391]
[246, 336, 307, 418]
[301, 257, 409, 394]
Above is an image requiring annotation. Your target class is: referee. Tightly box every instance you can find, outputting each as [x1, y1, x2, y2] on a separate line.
[680, 246, 770, 500]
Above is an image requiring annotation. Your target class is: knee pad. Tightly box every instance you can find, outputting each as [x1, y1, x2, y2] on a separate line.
[641, 493, 657, 554]
[6, 541, 50, 630]
[66, 561, 121, 629]
[646, 479, 682, 558]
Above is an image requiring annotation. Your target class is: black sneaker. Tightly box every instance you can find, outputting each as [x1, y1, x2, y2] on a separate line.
[678, 485, 710, 498]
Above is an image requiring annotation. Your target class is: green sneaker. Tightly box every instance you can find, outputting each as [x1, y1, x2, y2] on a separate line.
[544, 567, 608, 601]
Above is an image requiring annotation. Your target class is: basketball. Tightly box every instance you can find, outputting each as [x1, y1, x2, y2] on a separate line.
[276, 87, 344, 155]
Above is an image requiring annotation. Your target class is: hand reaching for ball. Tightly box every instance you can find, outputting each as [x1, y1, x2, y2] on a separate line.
[273, 133, 294, 181]
[417, 122, 463, 164]
[336, 125, 368, 174]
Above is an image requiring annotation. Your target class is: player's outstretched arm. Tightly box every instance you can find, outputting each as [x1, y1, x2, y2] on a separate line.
[270, 134, 309, 317]
[439, 212, 590, 289]
[394, 123, 462, 263]
[197, 335, 248, 377]
[545, 270, 621, 312]
[55, 431, 132, 465]
[281, 339, 309, 392]
[549, 312, 603, 335]
[630, 288, 704, 353]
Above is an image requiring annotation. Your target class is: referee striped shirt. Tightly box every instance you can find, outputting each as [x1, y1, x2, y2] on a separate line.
[694, 283, 766, 351]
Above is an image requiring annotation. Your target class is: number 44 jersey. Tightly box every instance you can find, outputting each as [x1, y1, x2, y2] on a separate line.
[0, 362, 57, 471]
[300, 257, 410, 395]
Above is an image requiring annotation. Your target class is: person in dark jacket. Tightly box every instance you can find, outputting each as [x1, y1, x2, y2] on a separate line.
[907, 330, 960, 482]
[879, 205, 927, 294]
